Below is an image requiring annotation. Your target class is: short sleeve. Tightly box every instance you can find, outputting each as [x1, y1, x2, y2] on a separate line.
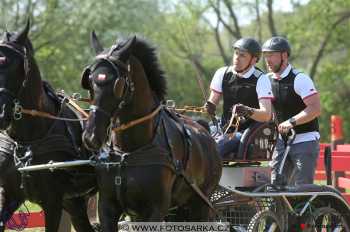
[294, 73, 318, 99]
[256, 74, 274, 99]
[210, 67, 228, 93]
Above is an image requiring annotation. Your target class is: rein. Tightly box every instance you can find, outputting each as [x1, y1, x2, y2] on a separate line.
[14, 96, 88, 122]
[223, 106, 240, 138]
[174, 105, 206, 114]
[113, 105, 162, 132]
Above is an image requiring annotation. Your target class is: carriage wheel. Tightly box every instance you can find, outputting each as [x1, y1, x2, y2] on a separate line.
[247, 209, 282, 232]
[303, 207, 350, 232]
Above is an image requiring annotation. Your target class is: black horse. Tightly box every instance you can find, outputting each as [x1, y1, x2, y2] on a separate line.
[81, 32, 222, 231]
[0, 21, 97, 231]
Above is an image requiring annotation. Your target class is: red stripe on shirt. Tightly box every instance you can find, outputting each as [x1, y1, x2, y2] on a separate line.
[258, 96, 274, 100]
[302, 92, 318, 101]
[210, 88, 222, 94]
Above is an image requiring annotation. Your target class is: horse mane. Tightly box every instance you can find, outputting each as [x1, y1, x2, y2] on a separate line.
[117, 37, 167, 101]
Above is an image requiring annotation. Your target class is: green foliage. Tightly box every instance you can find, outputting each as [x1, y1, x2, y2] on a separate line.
[1, 0, 350, 141]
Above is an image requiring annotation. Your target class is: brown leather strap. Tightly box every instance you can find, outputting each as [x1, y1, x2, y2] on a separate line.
[66, 97, 89, 118]
[21, 108, 87, 122]
[113, 105, 162, 132]
[20, 97, 89, 121]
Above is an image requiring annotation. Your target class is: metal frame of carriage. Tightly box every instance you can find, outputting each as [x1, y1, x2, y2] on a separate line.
[209, 121, 350, 232]
[18, 117, 350, 232]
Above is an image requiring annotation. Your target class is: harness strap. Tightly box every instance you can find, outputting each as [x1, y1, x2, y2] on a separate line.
[160, 110, 218, 215]
[20, 108, 87, 121]
[17, 95, 89, 122]
[65, 97, 89, 118]
[113, 105, 162, 132]
[176, 168, 218, 214]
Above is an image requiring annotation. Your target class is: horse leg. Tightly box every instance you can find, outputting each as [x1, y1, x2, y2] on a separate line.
[42, 198, 63, 232]
[62, 196, 95, 232]
[140, 209, 168, 222]
[136, 199, 170, 222]
[0, 186, 5, 231]
[0, 197, 22, 232]
[184, 195, 211, 221]
[98, 194, 122, 232]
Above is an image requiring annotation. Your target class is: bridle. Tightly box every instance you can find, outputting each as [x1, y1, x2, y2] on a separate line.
[81, 44, 135, 123]
[83, 44, 164, 133]
[0, 41, 31, 121]
[0, 41, 88, 123]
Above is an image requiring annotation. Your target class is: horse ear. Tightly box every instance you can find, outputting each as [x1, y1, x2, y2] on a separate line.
[118, 36, 136, 61]
[90, 30, 104, 55]
[13, 19, 30, 45]
[113, 78, 125, 98]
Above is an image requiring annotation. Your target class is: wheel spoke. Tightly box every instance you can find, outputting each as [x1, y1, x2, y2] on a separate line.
[267, 222, 278, 232]
[305, 207, 349, 232]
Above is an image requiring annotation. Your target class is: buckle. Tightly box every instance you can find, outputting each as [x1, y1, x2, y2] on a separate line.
[115, 176, 122, 185]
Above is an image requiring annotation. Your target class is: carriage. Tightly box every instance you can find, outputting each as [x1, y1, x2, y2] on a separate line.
[2, 21, 350, 232]
[208, 120, 350, 231]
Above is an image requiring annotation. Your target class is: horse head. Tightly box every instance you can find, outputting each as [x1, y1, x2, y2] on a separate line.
[0, 20, 40, 131]
[82, 32, 136, 151]
[82, 32, 166, 151]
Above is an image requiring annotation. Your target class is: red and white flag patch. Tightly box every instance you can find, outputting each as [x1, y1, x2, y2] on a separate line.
[0, 57, 6, 64]
[98, 74, 107, 81]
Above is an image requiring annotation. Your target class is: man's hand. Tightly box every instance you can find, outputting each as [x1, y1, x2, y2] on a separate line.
[204, 101, 216, 116]
[235, 104, 254, 118]
[278, 120, 293, 134]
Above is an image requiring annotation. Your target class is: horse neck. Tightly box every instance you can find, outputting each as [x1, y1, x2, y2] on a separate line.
[114, 66, 158, 152]
[9, 65, 57, 142]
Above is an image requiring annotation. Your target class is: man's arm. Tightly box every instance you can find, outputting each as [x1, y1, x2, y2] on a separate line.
[204, 90, 222, 115]
[278, 74, 321, 133]
[207, 90, 221, 105]
[292, 93, 321, 125]
[250, 99, 272, 122]
[278, 93, 321, 133]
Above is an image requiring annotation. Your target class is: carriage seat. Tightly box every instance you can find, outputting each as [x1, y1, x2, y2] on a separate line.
[222, 121, 278, 162]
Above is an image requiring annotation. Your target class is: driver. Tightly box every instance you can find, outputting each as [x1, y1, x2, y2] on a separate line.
[262, 36, 321, 185]
[205, 37, 273, 159]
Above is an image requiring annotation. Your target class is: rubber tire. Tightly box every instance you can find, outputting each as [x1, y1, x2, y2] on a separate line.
[247, 209, 282, 232]
[303, 206, 350, 232]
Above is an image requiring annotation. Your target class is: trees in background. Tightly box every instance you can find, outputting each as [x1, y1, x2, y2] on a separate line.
[0, 0, 349, 141]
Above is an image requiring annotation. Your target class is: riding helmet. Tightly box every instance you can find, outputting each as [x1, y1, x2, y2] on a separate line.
[232, 37, 262, 62]
[262, 36, 291, 57]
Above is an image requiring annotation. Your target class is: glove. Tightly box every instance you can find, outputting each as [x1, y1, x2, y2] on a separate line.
[204, 101, 216, 116]
[235, 104, 254, 118]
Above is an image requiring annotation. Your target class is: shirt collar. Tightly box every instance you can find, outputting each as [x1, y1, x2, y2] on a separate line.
[280, 64, 292, 78]
[230, 66, 255, 79]
[270, 64, 292, 79]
